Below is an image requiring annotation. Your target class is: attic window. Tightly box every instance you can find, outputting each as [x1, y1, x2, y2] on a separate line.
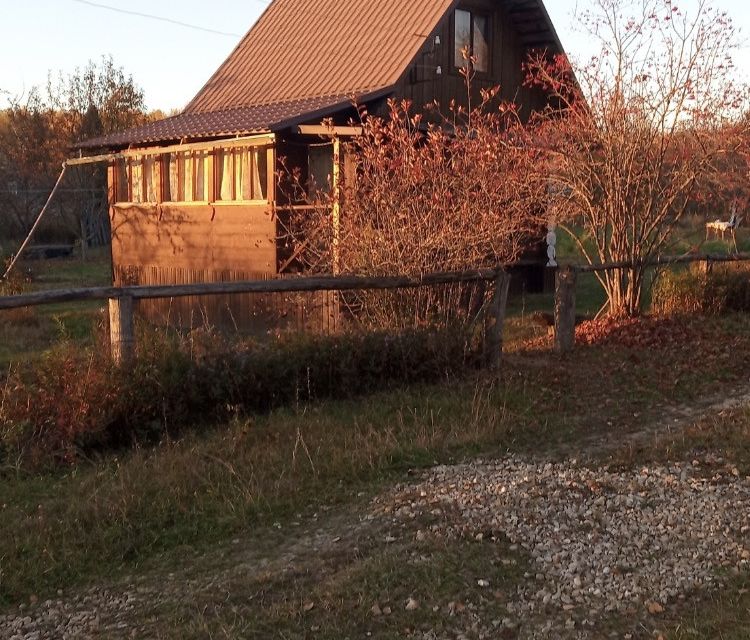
[454, 9, 489, 73]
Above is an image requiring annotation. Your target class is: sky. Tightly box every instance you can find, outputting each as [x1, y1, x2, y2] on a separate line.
[1, 0, 750, 112]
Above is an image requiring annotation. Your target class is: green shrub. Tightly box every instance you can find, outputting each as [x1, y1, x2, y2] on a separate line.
[0, 325, 479, 470]
[652, 266, 750, 316]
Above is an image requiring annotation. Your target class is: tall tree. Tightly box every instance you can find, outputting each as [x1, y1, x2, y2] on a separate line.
[527, 0, 748, 317]
[0, 56, 147, 248]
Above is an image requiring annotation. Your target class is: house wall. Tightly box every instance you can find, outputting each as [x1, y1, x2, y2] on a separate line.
[107, 148, 340, 332]
[111, 201, 282, 328]
[111, 203, 277, 278]
[392, 0, 548, 119]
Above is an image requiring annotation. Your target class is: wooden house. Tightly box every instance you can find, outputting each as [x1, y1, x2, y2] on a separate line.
[80, 0, 567, 330]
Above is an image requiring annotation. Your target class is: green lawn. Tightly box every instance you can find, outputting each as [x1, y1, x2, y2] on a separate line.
[2, 308, 750, 638]
[0, 250, 111, 366]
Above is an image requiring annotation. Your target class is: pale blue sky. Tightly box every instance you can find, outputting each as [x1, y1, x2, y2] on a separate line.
[1, 0, 749, 112]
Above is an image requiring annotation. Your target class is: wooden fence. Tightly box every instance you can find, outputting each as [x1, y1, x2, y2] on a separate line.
[553, 252, 750, 353]
[0, 268, 511, 368]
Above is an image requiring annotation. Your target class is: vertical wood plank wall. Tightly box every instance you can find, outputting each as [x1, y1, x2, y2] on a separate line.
[393, 0, 549, 118]
[111, 202, 339, 334]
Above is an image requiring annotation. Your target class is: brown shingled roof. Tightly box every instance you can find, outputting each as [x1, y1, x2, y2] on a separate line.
[185, 0, 457, 115]
[80, 94, 362, 149]
[80, 0, 565, 150]
[81, 0, 457, 149]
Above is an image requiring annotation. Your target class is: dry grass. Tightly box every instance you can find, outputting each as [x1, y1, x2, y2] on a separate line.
[0, 377, 523, 606]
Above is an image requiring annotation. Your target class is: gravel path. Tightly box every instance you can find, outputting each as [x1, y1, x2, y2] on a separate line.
[4, 453, 750, 639]
[0, 587, 146, 640]
[374, 455, 750, 638]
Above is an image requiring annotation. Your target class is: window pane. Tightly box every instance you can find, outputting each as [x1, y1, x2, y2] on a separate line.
[308, 145, 334, 195]
[474, 15, 489, 72]
[115, 159, 128, 202]
[454, 9, 471, 68]
[217, 150, 233, 201]
[162, 156, 173, 202]
[131, 160, 143, 203]
[144, 156, 157, 202]
[194, 152, 207, 201]
[257, 148, 268, 200]
[181, 153, 194, 202]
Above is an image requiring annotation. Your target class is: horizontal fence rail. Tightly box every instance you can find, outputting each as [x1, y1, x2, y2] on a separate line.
[0, 269, 501, 311]
[0, 268, 510, 367]
[575, 252, 750, 273]
[554, 252, 750, 353]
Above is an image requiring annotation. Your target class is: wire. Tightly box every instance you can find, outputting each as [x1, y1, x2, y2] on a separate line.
[69, 0, 244, 38]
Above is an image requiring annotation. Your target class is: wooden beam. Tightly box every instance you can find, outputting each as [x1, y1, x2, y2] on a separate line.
[109, 295, 135, 364]
[486, 270, 511, 370]
[0, 270, 500, 311]
[576, 252, 750, 272]
[554, 266, 577, 353]
[296, 125, 363, 137]
[332, 137, 342, 274]
[66, 134, 276, 167]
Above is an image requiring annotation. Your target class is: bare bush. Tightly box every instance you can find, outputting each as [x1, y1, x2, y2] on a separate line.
[527, 0, 749, 317]
[279, 78, 548, 328]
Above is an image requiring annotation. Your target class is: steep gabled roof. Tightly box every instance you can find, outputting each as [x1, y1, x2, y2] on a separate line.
[80, 0, 565, 150]
[185, 0, 457, 115]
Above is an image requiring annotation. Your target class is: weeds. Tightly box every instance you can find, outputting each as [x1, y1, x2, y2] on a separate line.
[0, 323, 481, 470]
[0, 378, 519, 605]
[652, 263, 750, 316]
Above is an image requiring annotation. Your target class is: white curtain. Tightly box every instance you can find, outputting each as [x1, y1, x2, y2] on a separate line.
[195, 152, 206, 201]
[220, 151, 233, 200]
[239, 149, 263, 200]
[182, 153, 194, 202]
[144, 156, 157, 202]
[168, 154, 179, 201]
[130, 160, 143, 203]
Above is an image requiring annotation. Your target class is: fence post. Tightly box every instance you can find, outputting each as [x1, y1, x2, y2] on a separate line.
[109, 295, 134, 364]
[554, 266, 577, 353]
[486, 269, 511, 370]
[695, 258, 713, 276]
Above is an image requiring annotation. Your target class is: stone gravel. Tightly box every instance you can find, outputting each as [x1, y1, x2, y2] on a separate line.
[373, 455, 750, 637]
[0, 587, 150, 640]
[4, 454, 750, 639]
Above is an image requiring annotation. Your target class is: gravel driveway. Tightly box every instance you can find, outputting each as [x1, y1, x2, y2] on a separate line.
[375, 455, 750, 638]
[3, 453, 750, 639]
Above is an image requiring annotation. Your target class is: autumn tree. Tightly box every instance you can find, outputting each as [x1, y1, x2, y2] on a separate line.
[0, 56, 147, 248]
[280, 84, 548, 328]
[527, 0, 748, 317]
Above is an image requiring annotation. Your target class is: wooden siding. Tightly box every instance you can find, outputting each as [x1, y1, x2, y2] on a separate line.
[110, 202, 321, 332]
[115, 264, 340, 334]
[393, 0, 549, 119]
[111, 203, 277, 274]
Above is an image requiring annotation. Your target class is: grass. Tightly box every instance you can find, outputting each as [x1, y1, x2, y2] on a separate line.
[3, 312, 750, 613]
[4, 246, 750, 636]
[0, 251, 110, 366]
[147, 529, 527, 639]
[0, 378, 527, 607]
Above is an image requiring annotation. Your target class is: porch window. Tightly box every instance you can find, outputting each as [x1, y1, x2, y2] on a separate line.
[216, 147, 268, 202]
[454, 9, 490, 73]
[308, 145, 334, 195]
[114, 159, 129, 202]
[130, 159, 144, 203]
[112, 144, 269, 204]
[144, 156, 159, 202]
[163, 151, 210, 202]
